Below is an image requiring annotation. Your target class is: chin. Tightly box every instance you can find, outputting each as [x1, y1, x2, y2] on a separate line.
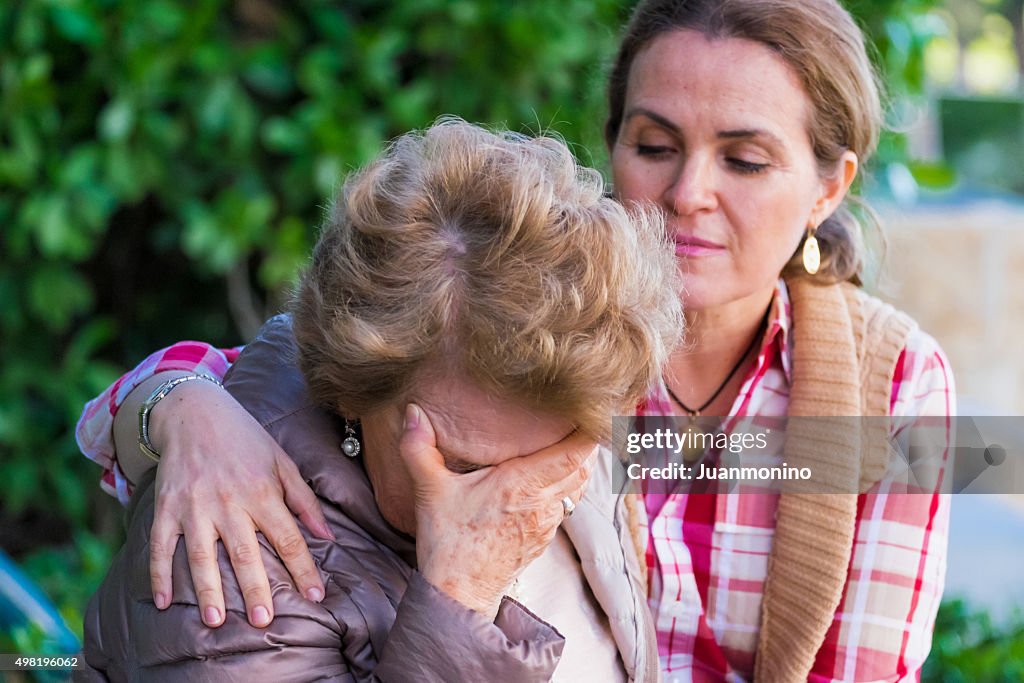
[677, 279, 738, 311]
[676, 262, 781, 312]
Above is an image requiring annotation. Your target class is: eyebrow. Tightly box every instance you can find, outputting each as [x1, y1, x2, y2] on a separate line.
[716, 128, 785, 146]
[623, 107, 785, 146]
[623, 107, 681, 135]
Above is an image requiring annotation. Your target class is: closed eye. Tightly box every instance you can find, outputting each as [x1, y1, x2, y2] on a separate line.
[727, 158, 769, 174]
[637, 144, 674, 157]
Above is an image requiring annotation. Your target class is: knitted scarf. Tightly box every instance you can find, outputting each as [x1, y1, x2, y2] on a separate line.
[753, 276, 915, 682]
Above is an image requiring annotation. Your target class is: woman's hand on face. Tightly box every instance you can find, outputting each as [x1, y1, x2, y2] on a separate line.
[146, 380, 334, 628]
[400, 403, 597, 619]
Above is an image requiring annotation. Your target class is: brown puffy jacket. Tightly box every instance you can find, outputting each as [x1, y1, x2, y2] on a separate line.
[78, 315, 658, 682]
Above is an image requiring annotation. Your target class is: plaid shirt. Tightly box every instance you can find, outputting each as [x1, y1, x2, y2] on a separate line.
[637, 281, 954, 682]
[75, 281, 954, 681]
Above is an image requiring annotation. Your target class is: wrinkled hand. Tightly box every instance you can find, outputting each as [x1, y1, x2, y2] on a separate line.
[400, 404, 596, 618]
[147, 380, 334, 628]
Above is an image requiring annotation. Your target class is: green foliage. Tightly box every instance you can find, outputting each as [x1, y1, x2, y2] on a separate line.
[847, 0, 952, 171]
[18, 530, 118, 642]
[924, 599, 1024, 682]
[0, 0, 623, 528]
[850, 0, 947, 95]
[939, 94, 1024, 193]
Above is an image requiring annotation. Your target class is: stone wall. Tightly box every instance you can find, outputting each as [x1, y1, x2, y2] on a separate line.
[878, 199, 1024, 415]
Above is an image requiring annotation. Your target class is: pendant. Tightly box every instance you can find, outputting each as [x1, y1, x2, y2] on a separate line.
[682, 414, 707, 464]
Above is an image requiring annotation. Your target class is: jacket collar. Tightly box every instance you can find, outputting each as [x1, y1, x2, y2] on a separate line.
[224, 314, 417, 567]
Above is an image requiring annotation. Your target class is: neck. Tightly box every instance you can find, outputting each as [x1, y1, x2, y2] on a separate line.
[665, 285, 775, 415]
[683, 286, 775, 354]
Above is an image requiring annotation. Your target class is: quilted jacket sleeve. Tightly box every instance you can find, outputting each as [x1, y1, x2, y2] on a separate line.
[81, 415, 565, 681]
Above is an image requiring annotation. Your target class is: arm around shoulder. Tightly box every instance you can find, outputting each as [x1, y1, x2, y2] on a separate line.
[83, 474, 563, 683]
[82, 477, 350, 682]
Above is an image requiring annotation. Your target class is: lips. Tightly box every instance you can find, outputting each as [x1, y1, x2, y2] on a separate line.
[674, 234, 725, 256]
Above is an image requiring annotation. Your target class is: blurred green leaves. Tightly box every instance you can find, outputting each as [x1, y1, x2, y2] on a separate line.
[923, 599, 1024, 682]
[0, 0, 626, 536]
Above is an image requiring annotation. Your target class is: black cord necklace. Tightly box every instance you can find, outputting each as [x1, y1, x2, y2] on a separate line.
[665, 306, 771, 418]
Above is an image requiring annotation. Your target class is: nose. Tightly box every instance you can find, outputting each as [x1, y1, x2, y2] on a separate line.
[664, 154, 718, 216]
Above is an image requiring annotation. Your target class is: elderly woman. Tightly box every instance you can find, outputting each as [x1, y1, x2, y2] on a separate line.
[78, 1, 955, 680]
[78, 121, 679, 681]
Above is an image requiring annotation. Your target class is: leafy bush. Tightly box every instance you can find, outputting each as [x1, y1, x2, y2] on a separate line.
[0, 0, 623, 535]
[924, 599, 1024, 682]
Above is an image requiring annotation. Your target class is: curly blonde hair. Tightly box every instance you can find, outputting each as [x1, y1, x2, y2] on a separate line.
[292, 119, 682, 439]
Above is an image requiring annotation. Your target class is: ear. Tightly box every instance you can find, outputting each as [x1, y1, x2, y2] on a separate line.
[809, 150, 858, 227]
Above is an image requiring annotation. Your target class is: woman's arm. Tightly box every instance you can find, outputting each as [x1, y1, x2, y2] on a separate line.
[110, 370, 198, 486]
[76, 341, 332, 629]
[76, 342, 240, 503]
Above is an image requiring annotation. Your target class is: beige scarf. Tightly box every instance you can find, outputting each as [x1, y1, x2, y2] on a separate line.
[753, 276, 915, 682]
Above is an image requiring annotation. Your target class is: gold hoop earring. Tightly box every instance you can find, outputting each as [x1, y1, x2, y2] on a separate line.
[802, 225, 820, 275]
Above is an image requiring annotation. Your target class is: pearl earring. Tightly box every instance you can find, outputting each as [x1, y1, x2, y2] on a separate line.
[340, 420, 361, 457]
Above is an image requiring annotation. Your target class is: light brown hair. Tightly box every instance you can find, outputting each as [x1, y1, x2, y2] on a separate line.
[605, 0, 883, 285]
[292, 119, 682, 439]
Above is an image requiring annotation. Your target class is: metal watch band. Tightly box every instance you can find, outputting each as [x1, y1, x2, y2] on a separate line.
[137, 373, 223, 462]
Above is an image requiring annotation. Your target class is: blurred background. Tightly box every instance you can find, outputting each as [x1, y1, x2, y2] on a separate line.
[1, 0, 1022, 680]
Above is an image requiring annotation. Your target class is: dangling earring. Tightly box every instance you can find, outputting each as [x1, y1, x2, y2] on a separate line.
[340, 420, 361, 457]
[802, 224, 821, 275]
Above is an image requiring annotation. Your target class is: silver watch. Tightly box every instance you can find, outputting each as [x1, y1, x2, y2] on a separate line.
[137, 373, 223, 462]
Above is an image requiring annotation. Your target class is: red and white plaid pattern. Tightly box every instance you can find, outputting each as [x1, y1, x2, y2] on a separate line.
[637, 281, 954, 682]
[75, 280, 955, 680]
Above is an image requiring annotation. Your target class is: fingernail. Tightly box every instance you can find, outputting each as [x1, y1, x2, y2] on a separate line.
[305, 587, 324, 602]
[154, 592, 168, 609]
[404, 404, 420, 430]
[252, 605, 271, 627]
[316, 520, 336, 541]
[204, 606, 222, 626]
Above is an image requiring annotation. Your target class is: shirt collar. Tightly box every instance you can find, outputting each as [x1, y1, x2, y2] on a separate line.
[760, 279, 792, 383]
